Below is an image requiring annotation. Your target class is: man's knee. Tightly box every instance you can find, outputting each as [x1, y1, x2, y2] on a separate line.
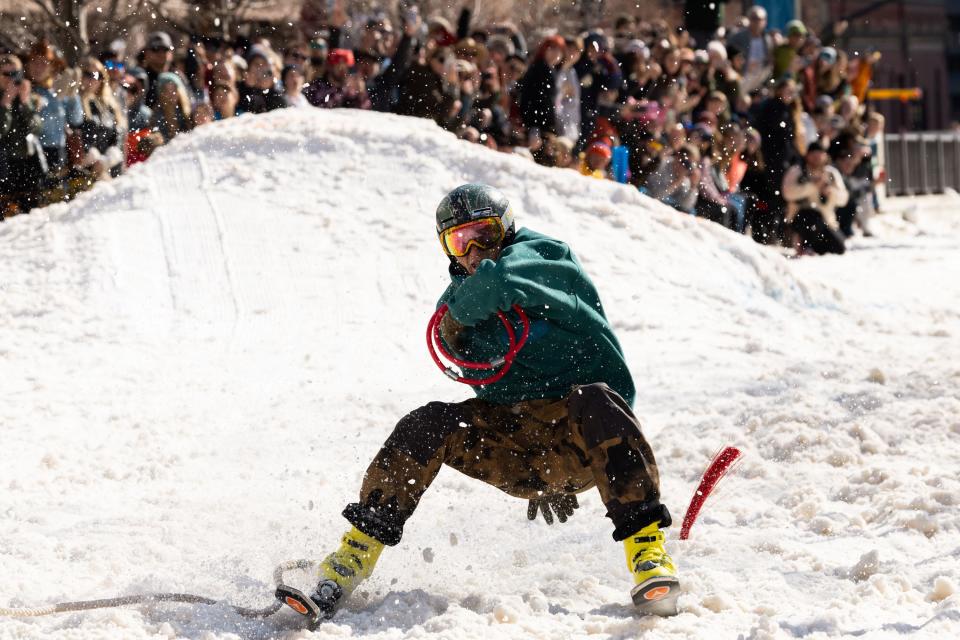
[385, 401, 463, 465]
[569, 382, 616, 405]
[568, 383, 640, 450]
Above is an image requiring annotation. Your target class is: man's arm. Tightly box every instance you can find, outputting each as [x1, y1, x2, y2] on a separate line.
[445, 240, 582, 327]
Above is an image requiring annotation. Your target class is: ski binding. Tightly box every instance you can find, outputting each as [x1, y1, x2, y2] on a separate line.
[631, 575, 680, 617]
[276, 580, 343, 629]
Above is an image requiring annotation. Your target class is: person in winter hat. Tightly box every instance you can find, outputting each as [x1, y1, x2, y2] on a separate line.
[579, 140, 612, 179]
[141, 31, 174, 110]
[284, 184, 677, 626]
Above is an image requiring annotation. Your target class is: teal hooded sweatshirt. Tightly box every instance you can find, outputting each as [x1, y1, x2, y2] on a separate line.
[438, 227, 636, 406]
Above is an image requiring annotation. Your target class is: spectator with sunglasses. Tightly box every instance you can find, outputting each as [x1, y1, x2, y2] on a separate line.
[0, 53, 44, 216]
[100, 53, 127, 105]
[100, 51, 127, 90]
[122, 67, 152, 130]
[283, 43, 311, 70]
[141, 31, 175, 110]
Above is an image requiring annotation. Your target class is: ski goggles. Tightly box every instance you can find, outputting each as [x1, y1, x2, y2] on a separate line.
[439, 217, 505, 257]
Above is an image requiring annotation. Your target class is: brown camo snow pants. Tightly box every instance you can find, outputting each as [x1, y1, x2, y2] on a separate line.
[342, 382, 671, 545]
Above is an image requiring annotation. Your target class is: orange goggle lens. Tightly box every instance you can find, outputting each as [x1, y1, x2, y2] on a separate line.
[440, 218, 505, 257]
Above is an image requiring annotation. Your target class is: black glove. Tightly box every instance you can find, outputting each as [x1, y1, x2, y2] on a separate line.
[527, 494, 579, 525]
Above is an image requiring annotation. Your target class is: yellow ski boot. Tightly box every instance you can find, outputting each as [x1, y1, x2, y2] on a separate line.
[278, 527, 385, 627]
[624, 521, 679, 616]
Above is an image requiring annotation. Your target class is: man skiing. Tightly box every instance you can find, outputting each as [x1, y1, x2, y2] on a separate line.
[283, 184, 677, 623]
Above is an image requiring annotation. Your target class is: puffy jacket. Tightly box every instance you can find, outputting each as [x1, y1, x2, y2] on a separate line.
[438, 227, 636, 406]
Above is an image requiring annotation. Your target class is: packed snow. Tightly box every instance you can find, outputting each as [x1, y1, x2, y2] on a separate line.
[1, 108, 959, 640]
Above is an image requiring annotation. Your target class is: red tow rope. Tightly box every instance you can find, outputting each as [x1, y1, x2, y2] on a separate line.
[679, 446, 743, 540]
[426, 304, 530, 386]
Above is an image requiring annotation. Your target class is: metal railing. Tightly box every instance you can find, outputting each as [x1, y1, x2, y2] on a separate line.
[884, 132, 960, 196]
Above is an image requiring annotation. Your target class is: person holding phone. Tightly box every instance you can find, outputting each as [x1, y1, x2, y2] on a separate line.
[0, 53, 44, 217]
[395, 46, 459, 125]
[305, 49, 372, 110]
[782, 139, 849, 254]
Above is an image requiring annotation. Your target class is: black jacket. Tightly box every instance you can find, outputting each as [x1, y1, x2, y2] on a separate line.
[753, 97, 800, 178]
[237, 83, 288, 115]
[519, 58, 559, 135]
[395, 63, 456, 124]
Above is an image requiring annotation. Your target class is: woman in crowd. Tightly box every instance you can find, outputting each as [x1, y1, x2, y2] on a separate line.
[210, 82, 238, 120]
[555, 36, 583, 143]
[150, 72, 193, 141]
[693, 126, 734, 226]
[520, 35, 564, 146]
[25, 40, 82, 190]
[78, 57, 126, 178]
[282, 64, 309, 108]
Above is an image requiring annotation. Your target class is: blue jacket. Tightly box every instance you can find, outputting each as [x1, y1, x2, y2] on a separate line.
[32, 86, 82, 149]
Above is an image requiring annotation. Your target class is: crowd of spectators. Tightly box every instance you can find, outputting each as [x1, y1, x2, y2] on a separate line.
[0, 4, 887, 255]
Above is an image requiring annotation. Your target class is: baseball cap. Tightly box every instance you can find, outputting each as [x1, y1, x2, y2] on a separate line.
[786, 21, 807, 37]
[146, 31, 173, 51]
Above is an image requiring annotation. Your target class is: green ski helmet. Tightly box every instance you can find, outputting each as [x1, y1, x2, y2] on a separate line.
[435, 183, 515, 238]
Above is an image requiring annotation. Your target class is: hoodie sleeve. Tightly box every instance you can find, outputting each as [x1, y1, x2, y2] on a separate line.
[445, 238, 582, 327]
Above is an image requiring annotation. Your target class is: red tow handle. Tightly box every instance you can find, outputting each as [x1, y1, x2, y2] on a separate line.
[426, 304, 530, 386]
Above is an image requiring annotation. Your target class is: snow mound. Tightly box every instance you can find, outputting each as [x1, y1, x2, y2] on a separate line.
[24, 107, 832, 323]
[2, 109, 959, 640]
